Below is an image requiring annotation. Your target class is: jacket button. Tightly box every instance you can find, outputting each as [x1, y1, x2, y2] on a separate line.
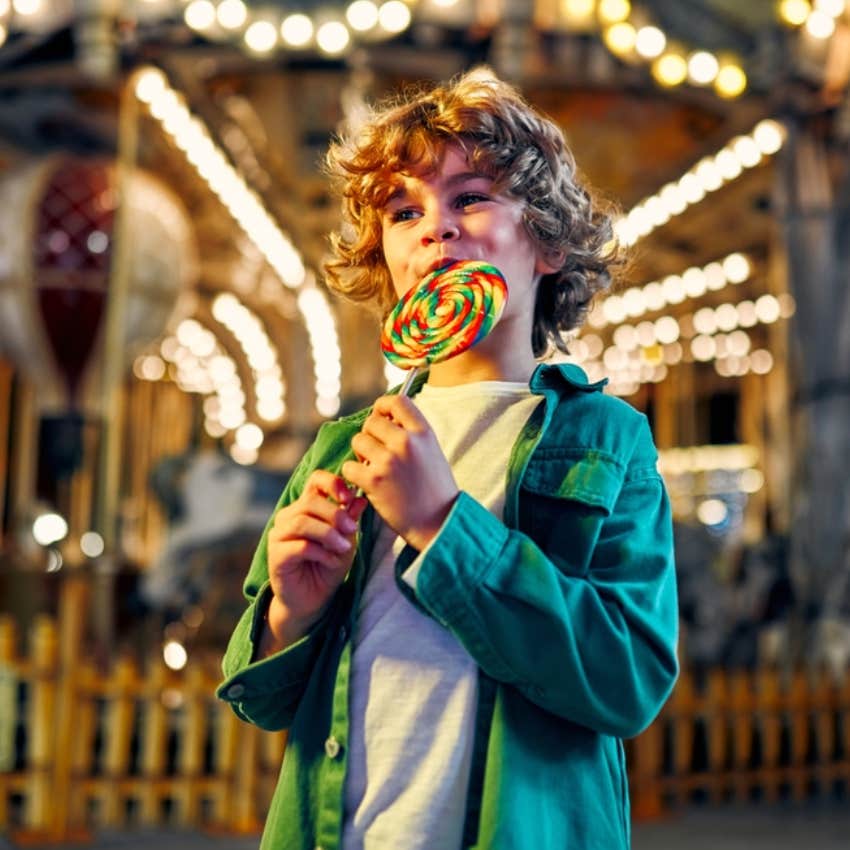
[324, 736, 341, 759]
[226, 683, 245, 699]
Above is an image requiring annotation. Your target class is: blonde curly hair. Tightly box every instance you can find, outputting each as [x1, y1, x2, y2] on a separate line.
[324, 69, 621, 356]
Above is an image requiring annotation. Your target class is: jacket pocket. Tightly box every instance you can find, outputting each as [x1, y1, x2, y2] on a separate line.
[518, 449, 624, 576]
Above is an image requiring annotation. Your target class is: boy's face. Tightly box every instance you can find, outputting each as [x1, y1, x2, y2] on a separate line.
[379, 144, 555, 312]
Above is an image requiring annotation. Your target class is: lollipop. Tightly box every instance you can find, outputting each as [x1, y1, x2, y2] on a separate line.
[381, 259, 508, 394]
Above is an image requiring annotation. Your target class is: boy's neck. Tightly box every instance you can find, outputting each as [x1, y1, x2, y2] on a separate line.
[426, 342, 537, 387]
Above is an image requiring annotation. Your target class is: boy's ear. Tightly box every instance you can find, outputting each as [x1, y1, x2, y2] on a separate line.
[535, 247, 565, 275]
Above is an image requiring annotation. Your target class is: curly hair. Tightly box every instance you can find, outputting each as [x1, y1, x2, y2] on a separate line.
[324, 69, 622, 356]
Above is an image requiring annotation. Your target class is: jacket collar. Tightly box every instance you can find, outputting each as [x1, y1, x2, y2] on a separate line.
[530, 361, 608, 395]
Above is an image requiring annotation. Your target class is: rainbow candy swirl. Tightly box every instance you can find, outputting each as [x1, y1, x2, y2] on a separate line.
[381, 259, 508, 369]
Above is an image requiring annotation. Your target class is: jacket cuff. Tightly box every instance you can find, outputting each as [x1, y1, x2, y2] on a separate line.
[406, 491, 508, 627]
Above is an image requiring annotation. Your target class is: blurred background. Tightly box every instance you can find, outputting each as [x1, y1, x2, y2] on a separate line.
[0, 0, 849, 846]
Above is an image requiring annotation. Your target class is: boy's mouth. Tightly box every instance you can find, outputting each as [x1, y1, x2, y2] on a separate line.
[422, 257, 461, 278]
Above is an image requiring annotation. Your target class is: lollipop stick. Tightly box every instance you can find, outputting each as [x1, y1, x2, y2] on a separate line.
[399, 366, 421, 397]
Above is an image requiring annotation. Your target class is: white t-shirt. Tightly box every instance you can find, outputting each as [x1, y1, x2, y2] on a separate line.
[341, 381, 542, 850]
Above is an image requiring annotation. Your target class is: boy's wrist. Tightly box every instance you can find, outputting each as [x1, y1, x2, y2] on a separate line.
[257, 596, 318, 659]
[404, 492, 458, 551]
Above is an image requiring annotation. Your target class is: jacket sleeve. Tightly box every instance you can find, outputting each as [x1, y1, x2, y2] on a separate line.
[216, 440, 331, 731]
[401, 416, 679, 739]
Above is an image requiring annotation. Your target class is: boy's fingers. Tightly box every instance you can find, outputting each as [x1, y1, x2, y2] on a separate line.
[372, 394, 427, 431]
[270, 540, 347, 573]
[304, 469, 355, 505]
[347, 496, 368, 523]
[271, 515, 351, 555]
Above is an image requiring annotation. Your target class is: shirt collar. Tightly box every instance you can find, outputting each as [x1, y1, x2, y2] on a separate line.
[392, 361, 607, 398]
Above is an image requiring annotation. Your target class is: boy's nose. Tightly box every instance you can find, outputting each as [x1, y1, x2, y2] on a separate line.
[421, 212, 460, 244]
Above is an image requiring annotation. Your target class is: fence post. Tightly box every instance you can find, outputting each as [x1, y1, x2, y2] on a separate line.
[730, 669, 755, 801]
[671, 670, 695, 806]
[211, 696, 240, 828]
[0, 615, 18, 828]
[756, 667, 781, 802]
[630, 717, 664, 820]
[706, 670, 728, 802]
[228, 722, 262, 834]
[25, 616, 57, 834]
[175, 664, 208, 826]
[69, 659, 98, 829]
[139, 658, 169, 826]
[48, 570, 91, 842]
[101, 657, 138, 826]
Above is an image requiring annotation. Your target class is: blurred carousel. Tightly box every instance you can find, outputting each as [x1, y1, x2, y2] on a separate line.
[0, 0, 847, 666]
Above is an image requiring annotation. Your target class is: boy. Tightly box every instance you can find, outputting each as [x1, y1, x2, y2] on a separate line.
[218, 70, 678, 850]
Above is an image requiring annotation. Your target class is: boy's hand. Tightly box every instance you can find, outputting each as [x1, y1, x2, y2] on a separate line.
[261, 471, 367, 656]
[343, 395, 458, 551]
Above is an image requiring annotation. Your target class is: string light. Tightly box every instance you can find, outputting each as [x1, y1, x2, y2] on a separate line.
[778, 0, 812, 26]
[181, 0, 415, 56]
[133, 67, 342, 420]
[614, 119, 786, 248]
[560, 262, 796, 396]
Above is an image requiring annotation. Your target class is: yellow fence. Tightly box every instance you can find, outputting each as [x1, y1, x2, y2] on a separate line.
[2, 610, 850, 843]
[0, 613, 284, 843]
[630, 664, 850, 818]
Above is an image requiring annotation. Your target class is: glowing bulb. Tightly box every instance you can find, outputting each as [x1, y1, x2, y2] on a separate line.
[163, 640, 188, 670]
[33, 512, 68, 546]
[753, 119, 785, 155]
[806, 9, 835, 37]
[562, 0, 596, 24]
[603, 22, 636, 55]
[598, 0, 631, 24]
[688, 50, 719, 85]
[732, 135, 762, 168]
[281, 13, 313, 45]
[81, 531, 105, 558]
[697, 498, 728, 526]
[378, 0, 411, 32]
[13, 0, 40, 14]
[347, 0, 379, 30]
[653, 52, 688, 87]
[635, 25, 665, 58]
[317, 20, 350, 53]
[778, 0, 811, 25]
[723, 252, 751, 283]
[217, 0, 247, 30]
[815, 0, 845, 16]
[715, 64, 747, 98]
[235, 422, 264, 450]
[184, 0, 216, 30]
[244, 20, 278, 52]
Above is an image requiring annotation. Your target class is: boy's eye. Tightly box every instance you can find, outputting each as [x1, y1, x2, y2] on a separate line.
[455, 192, 489, 208]
[389, 207, 420, 223]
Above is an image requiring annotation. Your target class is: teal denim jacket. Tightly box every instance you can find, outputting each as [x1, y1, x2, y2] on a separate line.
[217, 362, 679, 850]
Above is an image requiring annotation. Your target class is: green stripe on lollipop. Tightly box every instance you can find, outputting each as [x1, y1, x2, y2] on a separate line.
[380, 259, 508, 395]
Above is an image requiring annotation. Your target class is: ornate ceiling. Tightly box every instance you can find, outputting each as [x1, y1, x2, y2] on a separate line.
[0, 0, 846, 459]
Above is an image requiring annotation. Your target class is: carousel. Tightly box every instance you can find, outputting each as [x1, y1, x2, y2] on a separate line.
[0, 0, 848, 840]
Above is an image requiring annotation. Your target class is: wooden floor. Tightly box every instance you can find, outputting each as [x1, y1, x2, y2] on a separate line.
[4, 805, 850, 850]
[633, 804, 850, 850]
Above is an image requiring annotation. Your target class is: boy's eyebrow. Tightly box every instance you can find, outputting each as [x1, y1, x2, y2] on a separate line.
[383, 171, 492, 207]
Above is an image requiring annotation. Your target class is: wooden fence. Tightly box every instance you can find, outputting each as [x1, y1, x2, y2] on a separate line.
[2, 611, 850, 843]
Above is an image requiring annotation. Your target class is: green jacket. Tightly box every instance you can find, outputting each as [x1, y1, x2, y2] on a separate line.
[218, 362, 679, 850]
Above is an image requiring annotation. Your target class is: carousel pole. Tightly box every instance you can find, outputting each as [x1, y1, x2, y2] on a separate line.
[46, 68, 141, 842]
[90, 68, 141, 662]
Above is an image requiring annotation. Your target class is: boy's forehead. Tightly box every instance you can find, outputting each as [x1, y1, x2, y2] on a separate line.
[379, 145, 491, 194]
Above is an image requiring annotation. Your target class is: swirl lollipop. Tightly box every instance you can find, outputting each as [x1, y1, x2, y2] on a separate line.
[381, 259, 508, 394]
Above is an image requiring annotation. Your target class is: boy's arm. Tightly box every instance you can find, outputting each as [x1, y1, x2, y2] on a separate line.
[217, 442, 329, 731]
[399, 417, 679, 739]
